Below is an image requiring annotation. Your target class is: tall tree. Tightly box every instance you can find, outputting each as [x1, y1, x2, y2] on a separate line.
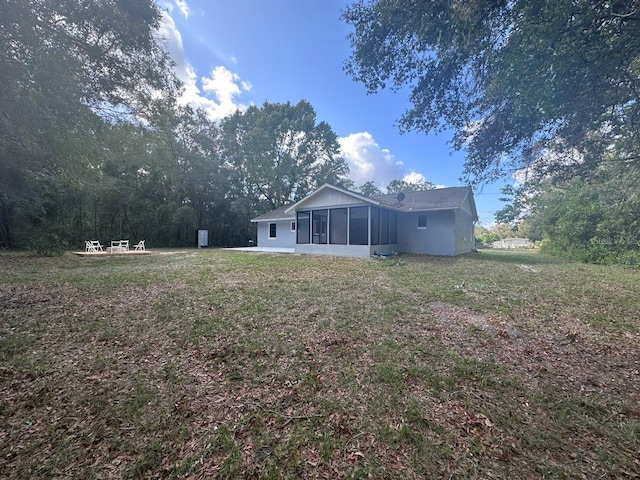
[219, 101, 351, 211]
[343, 0, 640, 184]
[0, 0, 180, 247]
[358, 181, 383, 196]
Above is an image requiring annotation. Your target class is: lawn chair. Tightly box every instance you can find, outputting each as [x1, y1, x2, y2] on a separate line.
[109, 240, 129, 252]
[86, 240, 103, 252]
[134, 240, 145, 251]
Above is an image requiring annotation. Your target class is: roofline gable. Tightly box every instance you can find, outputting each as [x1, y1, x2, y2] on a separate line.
[283, 184, 382, 214]
[461, 187, 479, 222]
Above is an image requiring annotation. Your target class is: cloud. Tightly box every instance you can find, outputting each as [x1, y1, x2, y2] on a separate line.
[160, 0, 190, 19]
[157, 12, 251, 121]
[338, 132, 434, 191]
[175, 0, 190, 18]
[402, 171, 427, 185]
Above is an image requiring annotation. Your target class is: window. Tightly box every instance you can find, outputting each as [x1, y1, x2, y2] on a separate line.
[297, 211, 310, 243]
[290, 221, 296, 232]
[417, 214, 427, 229]
[370, 207, 379, 245]
[329, 208, 347, 244]
[312, 210, 328, 244]
[349, 206, 368, 245]
[269, 223, 277, 238]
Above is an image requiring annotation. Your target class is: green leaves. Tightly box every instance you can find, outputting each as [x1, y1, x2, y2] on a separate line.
[219, 101, 350, 210]
[343, 0, 640, 184]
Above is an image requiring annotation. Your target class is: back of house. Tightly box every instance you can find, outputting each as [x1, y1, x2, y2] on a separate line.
[251, 184, 478, 258]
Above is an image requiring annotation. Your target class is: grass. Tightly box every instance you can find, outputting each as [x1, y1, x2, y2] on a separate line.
[0, 248, 639, 479]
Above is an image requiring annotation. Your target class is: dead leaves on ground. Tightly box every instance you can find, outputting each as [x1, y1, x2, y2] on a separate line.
[1, 267, 639, 479]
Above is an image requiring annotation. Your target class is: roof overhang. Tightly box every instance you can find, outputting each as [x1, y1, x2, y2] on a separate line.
[250, 216, 293, 223]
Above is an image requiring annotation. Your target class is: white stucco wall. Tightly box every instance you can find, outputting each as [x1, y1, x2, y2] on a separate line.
[256, 220, 296, 248]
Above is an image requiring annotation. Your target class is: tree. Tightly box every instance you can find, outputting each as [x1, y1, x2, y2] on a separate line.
[343, 0, 640, 184]
[358, 181, 383, 196]
[474, 226, 499, 244]
[386, 178, 434, 194]
[219, 101, 351, 211]
[0, 0, 179, 247]
[497, 161, 640, 264]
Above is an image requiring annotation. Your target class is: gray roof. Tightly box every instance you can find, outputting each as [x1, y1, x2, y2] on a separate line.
[251, 204, 294, 222]
[251, 185, 477, 222]
[373, 186, 476, 216]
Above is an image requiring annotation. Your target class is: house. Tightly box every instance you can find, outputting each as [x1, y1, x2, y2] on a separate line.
[492, 238, 534, 249]
[251, 184, 478, 257]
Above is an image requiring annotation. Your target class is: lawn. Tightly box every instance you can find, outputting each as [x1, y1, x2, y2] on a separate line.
[1, 249, 638, 479]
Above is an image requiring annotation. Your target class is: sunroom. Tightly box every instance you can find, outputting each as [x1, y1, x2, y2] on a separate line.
[293, 205, 398, 257]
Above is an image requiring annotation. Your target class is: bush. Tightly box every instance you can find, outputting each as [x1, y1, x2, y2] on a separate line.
[29, 232, 67, 257]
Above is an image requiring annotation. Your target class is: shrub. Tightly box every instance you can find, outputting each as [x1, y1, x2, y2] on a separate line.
[29, 232, 67, 257]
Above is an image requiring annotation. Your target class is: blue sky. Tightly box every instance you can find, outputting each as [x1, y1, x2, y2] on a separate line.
[158, 0, 508, 225]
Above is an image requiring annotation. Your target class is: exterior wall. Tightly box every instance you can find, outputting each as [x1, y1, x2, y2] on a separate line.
[295, 243, 372, 258]
[256, 219, 296, 248]
[397, 210, 456, 256]
[454, 209, 475, 255]
[295, 189, 368, 210]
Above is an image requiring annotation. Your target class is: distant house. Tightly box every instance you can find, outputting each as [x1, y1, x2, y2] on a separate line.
[251, 183, 478, 257]
[492, 238, 534, 249]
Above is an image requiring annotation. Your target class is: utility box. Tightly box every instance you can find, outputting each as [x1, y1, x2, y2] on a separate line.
[197, 230, 208, 248]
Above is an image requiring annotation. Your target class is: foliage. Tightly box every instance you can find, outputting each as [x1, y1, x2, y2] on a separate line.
[0, 0, 178, 248]
[358, 178, 435, 196]
[474, 224, 517, 245]
[343, 0, 640, 184]
[474, 226, 499, 245]
[28, 231, 67, 257]
[357, 181, 383, 196]
[386, 178, 434, 194]
[500, 162, 640, 265]
[219, 101, 351, 211]
[0, 2, 348, 250]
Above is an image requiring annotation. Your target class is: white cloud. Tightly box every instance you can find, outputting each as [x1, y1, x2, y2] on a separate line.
[175, 0, 190, 18]
[338, 132, 435, 192]
[157, 12, 251, 121]
[200, 66, 252, 119]
[160, 0, 190, 18]
[402, 171, 426, 185]
[338, 132, 403, 189]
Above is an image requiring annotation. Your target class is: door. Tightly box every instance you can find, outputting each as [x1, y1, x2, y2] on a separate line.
[312, 210, 328, 244]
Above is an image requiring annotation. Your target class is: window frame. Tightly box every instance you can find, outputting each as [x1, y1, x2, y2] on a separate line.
[296, 211, 310, 244]
[349, 206, 369, 245]
[329, 208, 348, 245]
[417, 214, 427, 229]
[268, 222, 277, 238]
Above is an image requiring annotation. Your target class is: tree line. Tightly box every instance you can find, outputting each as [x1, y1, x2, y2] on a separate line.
[0, 1, 357, 250]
